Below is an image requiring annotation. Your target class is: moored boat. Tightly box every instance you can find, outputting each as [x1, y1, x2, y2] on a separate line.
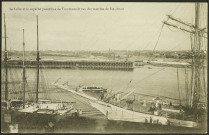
[78, 85, 107, 93]
[53, 83, 201, 128]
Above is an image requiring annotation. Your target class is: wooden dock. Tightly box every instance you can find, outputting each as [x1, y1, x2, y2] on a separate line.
[3, 60, 134, 71]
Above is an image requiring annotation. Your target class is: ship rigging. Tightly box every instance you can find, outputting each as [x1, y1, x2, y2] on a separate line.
[54, 2, 207, 128]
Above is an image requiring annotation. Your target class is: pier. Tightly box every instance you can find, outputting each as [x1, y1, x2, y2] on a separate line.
[3, 60, 134, 71]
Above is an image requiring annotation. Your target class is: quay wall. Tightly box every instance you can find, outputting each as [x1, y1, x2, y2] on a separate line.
[2, 60, 134, 71]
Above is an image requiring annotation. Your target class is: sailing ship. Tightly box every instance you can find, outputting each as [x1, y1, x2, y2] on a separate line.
[18, 16, 74, 115]
[54, 3, 207, 128]
[1, 14, 78, 123]
[1, 13, 24, 111]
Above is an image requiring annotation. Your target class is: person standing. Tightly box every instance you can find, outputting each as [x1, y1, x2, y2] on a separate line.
[100, 91, 104, 100]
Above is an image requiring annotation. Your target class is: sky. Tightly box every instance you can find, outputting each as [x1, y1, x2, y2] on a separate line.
[2, 2, 208, 51]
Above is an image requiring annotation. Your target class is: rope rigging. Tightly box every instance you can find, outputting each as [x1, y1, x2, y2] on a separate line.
[176, 68, 181, 106]
[8, 68, 23, 100]
[142, 26, 164, 51]
[39, 61, 68, 101]
[148, 23, 164, 62]
[25, 78, 35, 101]
[119, 67, 167, 101]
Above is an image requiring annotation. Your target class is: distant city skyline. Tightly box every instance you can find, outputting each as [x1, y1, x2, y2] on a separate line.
[2, 2, 208, 51]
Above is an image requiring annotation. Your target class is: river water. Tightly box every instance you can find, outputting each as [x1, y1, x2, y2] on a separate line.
[2, 65, 207, 101]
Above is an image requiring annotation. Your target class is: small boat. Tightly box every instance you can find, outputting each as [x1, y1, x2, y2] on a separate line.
[35, 101, 74, 115]
[78, 86, 107, 93]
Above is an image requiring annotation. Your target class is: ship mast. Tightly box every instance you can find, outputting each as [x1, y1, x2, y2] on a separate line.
[3, 13, 8, 103]
[191, 3, 201, 109]
[163, 3, 207, 109]
[36, 15, 40, 103]
[22, 29, 26, 108]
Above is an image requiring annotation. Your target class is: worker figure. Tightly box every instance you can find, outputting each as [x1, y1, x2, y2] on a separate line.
[115, 94, 121, 102]
[155, 100, 159, 108]
[150, 117, 153, 123]
[79, 109, 82, 115]
[106, 110, 109, 119]
[113, 93, 121, 106]
[7, 99, 11, 110]
[126, 99, 134, 110]
[100, 91, 105, 100]
[148, 103, 156, 114]
[142, 100, 147, 107]
[158, 103, 162, 110]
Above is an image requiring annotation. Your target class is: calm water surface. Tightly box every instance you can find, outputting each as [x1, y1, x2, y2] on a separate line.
[2, 65, 207, 101]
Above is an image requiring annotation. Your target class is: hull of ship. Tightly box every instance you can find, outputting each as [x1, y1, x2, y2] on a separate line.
[54, 84, 199, 128]
[82, 89, 107, 93]
[4, 108, 74, 125]
[89, 100, 198, 128]
[11, 110, 57, 124]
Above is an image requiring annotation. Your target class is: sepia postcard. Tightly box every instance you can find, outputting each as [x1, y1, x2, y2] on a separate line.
[1, 1, 208, 133]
